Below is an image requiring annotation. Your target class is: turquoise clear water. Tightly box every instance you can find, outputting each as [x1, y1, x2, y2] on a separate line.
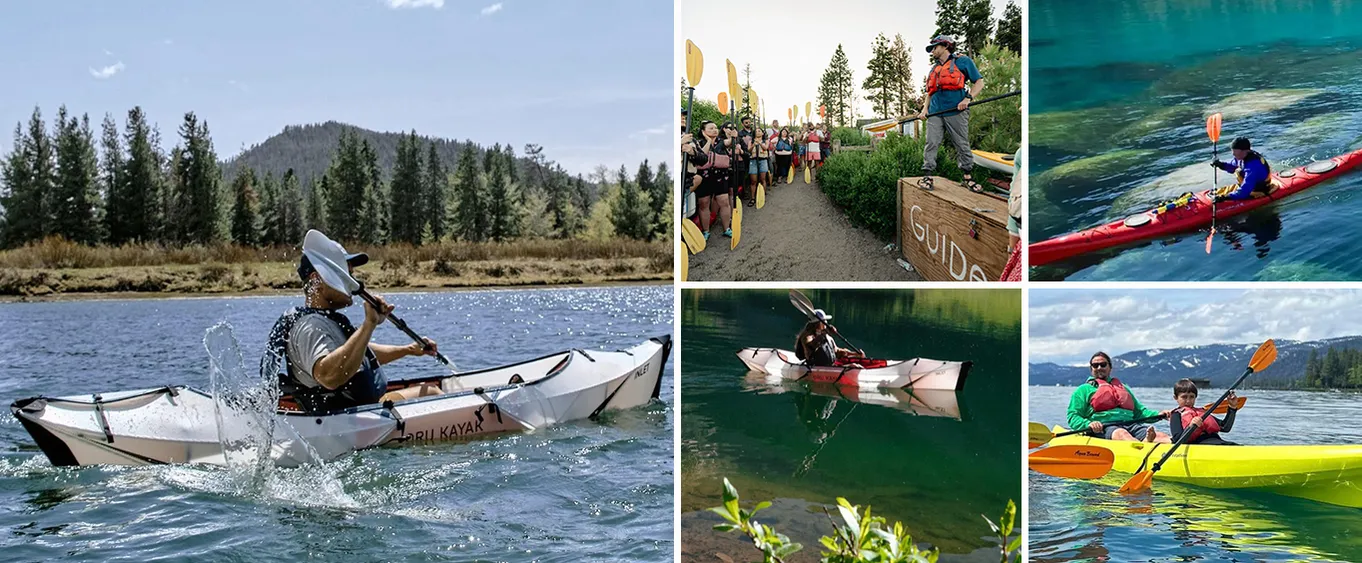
[1029, 0, 1362, 280]
[680, 289, 1021, 561]
[0, 286, 674, 561]
[1031, 386, 1362, 562]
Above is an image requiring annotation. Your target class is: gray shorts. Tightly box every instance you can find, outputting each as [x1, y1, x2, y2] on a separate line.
[1103, 421, 1154, 440]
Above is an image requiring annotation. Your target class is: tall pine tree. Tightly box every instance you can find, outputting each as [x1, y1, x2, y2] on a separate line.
[451, 142, 486, 241]
[98, 114, 123, 242]
[173, 112, 222, 244]
[960, 0, 995, 57]
[307, 176, 329, 234]
[485, 149, 518, 241]
[115, 107, 163, 243]
[995, 0, 1022, 54]
[933, 0, 963, 40]
[651, 162, 672, 240]
[863, 34, 897, 120]
[423, 141, 448, 241]
[258, 171, 281, 245]
[890, 34, 918, 117]
[387, 132, 425, 245]
[229, 167, 259, 246]
[610, 165, 651, 240]
[280, 168, 304, 245]
[50, 107, 101, 244]
[818, 45, 855, 126]
[0, 122, 36, 247]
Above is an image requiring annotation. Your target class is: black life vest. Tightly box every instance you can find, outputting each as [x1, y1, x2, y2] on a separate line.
[262, 307, 386, 414]
[806, 334, 838, 367]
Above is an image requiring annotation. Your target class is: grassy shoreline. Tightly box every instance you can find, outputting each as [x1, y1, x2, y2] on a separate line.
[0, 238, 673, 301]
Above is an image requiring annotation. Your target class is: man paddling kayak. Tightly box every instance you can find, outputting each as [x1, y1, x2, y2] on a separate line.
[1170, 378, 1239, 445]
[262, 230, 442, 414]
[1067, 352, 1172, 443]
[794, 309, 862, 368]
[1210, 137, 1273, 201]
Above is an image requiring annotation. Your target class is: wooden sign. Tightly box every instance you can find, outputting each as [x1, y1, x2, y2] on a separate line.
[898, 177, 1008, 281]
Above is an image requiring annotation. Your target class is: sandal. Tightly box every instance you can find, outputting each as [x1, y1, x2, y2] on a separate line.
[703, 231, 710, 240]
[917, 176, 934, 191]
[962, 175, 984, 194]
[723, 228, 733, 238]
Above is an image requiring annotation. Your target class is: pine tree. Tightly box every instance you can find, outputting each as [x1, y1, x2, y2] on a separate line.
[1305, 348, 1321, 387]
[307, 176, 329, 233]
[995, 0, 1022, 54]
[933, 0, 963, 40]
[451, 142, 486, 241]
[863, 34, 897, 120]
[651, 161, 672, 240]
[325, 132, 366, 243]
[611, 165, 652, 240]
[960, 0, 995, 57]
[485, 150, 518, 241]
[0, 122, 35, 247]
[890, 34, 918, 117]
[518, 191, 554, 238]
[163, 146, 183, 243]
[120, 108, 162, 243]
[388, 132, 425, 245]
[258, 171, 280, 245]
[280, 169, 304, 245]
[173, 112, 222, 244]
[818, 46, 855, 127]
[424, 141, 448, 241]
[98, 114, 122, 242]
[50, 108, 101, 244]
[633, 160, 656, 239]
[229, 167, 259, 246]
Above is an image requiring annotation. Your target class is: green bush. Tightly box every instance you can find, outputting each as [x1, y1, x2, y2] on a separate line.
[832, 127, 872, 147]
[818, 133, 963, 240]
[970, 44, 1022, 154]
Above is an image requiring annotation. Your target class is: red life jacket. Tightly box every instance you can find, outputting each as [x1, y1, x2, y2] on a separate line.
[1176, 405, 1221, 442]
[926, 55, 967, 94]
[1088, 377, 1135, 413]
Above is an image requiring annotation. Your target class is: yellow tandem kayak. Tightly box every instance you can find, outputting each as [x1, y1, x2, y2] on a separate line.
[971, 150, 1015, 174]
[1050, 426, 1362, 509]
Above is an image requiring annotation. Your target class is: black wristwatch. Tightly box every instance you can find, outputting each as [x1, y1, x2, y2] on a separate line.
[964, 93, 974, 100]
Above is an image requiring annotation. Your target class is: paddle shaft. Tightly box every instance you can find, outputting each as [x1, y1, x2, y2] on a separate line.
[897, 90, 1021, 125]
[356, 288, 454, 369]
[683, 86, 695, 222]
[1209, 138, 1218, 242]
[1150, 365, 1255, 472]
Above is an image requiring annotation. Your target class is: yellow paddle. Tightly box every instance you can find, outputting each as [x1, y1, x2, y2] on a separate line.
[680, 241, 689, 281]
[787, 162, 795, 184]
[726, 61, 740, 115]
[1030, 445, 1116, 480]
[1119, 339, 1277, 494]
[681, 217, 705, 253]
[730, 202, 743, 250]
[756, 183, 765, 209]
[804, 165, 811, 184]
[685, 40, 703, 87]
[681, 40, 705, 255]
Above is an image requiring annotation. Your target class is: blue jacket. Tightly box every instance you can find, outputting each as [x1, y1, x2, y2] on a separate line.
[1214, 151, 1271, 200]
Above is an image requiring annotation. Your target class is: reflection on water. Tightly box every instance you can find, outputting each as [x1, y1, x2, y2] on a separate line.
[682, 289, 1020, 557]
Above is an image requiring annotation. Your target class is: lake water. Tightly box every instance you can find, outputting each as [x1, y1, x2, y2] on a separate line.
[1030, 385, 1362, 562]
[1029, 0, 1362, 280]
[0, 285, 674, 562]
[680, 289, 1021, 562]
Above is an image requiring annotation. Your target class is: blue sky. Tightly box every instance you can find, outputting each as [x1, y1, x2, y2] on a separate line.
[1030, 289, 1362, 365]
[0, 0, 672, 176]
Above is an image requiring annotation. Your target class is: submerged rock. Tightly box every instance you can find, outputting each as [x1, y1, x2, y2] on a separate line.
[1205, 89, 1323, 121]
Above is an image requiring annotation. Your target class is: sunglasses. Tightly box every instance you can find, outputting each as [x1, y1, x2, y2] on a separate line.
[1090, 362, 1110, 369]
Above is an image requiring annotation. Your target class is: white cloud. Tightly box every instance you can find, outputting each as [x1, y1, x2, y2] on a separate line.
[103, 49, 114, 56]
[480, 2, 503, 15]
[89, 62, 126, 79]
[384, 0, 444, 9]
[628, 124, 669, 140]
[1029, 289, 1362, 364]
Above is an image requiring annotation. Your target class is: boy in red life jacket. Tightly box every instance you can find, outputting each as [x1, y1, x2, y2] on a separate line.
[1066, 352, 1173, 443]
[1170, 378, 1239, 445]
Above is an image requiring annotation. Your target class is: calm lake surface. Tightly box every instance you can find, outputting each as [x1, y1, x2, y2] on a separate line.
[680, 289, 1021, 562]
[0, 285, 674, 562]
[1031, 385, 1362, 562]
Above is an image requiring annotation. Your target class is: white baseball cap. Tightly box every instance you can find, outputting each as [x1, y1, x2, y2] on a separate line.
[300, 229, 367, 294]
[813, 309, 832, 322]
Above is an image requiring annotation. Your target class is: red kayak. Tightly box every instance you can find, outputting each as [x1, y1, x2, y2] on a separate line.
[1030, 148, 1362, 266]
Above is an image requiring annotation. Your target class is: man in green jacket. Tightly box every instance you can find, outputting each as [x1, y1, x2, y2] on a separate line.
[1067, 352, 1172, 442]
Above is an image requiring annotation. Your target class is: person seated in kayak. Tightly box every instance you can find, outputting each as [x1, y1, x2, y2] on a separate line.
[793, 310, 863, 368]
[263, 231, 443, 414]
[1067, 352, 1173, 443]
[1210, 137, 1273, 202]
[1169, 378, 1239, 445]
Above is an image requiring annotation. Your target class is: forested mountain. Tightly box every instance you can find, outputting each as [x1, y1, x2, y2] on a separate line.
[1, 106, 673, 249]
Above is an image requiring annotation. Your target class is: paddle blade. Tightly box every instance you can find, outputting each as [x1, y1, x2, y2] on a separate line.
[718, 92, 728, 114]
[1207, 396, 1246, 414]
[680, 241, 689, 281]
[1028, 422, 1055, 449]
[730, 203, 743, 250]
[787, 163, 795, 183]
[804, 166, 811, 184]
[794, 105, 799, 120]
[1118, 470, 1154, 494]
[681, 217, 706, 253]
[1205, 226, 1215, 254]
[819, 105, 826, 119]
[806, 102, 811, 119]
[1249, 339, 1277, 372]
[788, 107, 792, 121]
[685, 40, 704, 87]
[756, 184, 766, 208]
[726, 60, 740, 107]
[1206, 113, 1223, 143]
[1029, 446, 1115, 480]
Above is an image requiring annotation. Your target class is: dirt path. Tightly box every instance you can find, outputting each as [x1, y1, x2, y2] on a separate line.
[687, 173, 921, 281]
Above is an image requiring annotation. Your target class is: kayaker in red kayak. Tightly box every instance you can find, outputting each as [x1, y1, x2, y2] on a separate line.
[794, 310, 863, 368]
[1210, 137, 1274, 201]
[1066, 352, 1172, 443]
[1169, 378, 1239, 445]
[263, 230, 443, 414]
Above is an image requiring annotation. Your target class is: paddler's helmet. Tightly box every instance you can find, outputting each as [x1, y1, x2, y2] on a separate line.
[926, 35, 957, 53]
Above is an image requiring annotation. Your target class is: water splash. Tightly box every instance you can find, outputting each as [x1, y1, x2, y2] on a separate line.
[203, 321, 282, 489]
